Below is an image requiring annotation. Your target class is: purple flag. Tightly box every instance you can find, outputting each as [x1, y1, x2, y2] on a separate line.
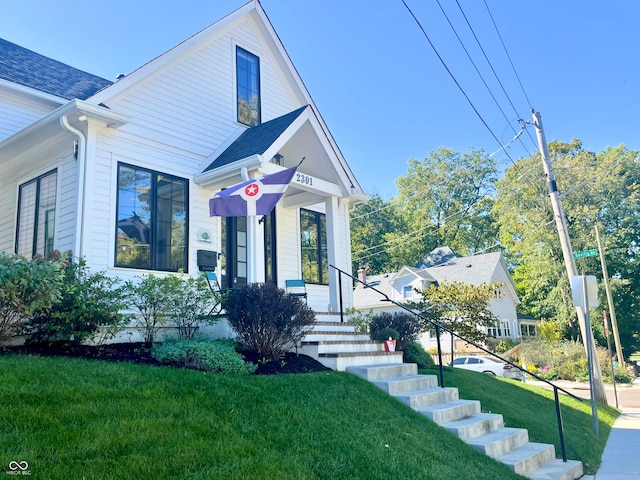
[209, 166, 298, 217]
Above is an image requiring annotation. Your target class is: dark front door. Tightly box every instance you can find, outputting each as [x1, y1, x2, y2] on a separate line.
[221, 211, 277, 289]
[221, 217, 247, 289]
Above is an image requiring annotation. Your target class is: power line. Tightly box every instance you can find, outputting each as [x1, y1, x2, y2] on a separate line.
[449, 0, 536, 158]
[401, 0, 517, 166]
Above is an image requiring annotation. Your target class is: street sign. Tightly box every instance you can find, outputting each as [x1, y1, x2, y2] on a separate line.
[573, 249, 598, 259]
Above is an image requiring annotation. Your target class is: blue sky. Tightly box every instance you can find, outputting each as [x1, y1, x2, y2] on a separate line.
[2, 1, 639, 198]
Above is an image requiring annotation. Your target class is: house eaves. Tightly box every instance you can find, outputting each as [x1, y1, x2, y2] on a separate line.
[0, 99, 129, 158]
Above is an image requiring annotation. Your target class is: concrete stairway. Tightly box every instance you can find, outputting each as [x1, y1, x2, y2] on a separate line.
[298, 318, 403, 371]
[347, 363, 584, 480]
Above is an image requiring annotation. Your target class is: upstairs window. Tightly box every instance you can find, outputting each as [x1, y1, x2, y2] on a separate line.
[15, 170, 57, 258]
[300, 209, 328, 285]
[403, 285, 414, 298]
[115, 163, 188, 272]
[236, 46, 261, 126]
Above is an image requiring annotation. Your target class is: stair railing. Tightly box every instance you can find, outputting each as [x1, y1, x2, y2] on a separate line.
[330, 264, 583, 463]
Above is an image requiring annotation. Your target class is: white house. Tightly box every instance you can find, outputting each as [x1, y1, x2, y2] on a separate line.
[353, 247, 523, 351]
[0, 1, 367, 316]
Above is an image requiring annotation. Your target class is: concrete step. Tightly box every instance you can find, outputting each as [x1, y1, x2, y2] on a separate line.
[442, 412, 504, 440]
[526, 459, 583, 480]
[319, 351, 404, 371]
[300, 340, 383, 355]
[347, 363, 418, 381]
[467, 427, 529, 458]
[394, 387, 459, 410]
[372, 374, 439, 395]
[308, 322, 358, 333]
[418, 399, 480, 425]
[497, 442, 556, 477]
[302, 331, 371, 342]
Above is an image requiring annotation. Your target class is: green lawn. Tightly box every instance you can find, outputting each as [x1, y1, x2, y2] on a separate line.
[0, 355, 617, 479]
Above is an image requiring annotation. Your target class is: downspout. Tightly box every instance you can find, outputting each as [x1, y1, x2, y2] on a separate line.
[60, 115, 86, 259]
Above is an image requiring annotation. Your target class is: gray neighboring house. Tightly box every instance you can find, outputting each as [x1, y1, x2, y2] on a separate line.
[353, 247, 526, 352]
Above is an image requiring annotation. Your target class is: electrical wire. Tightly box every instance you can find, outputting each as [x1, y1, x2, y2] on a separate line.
[400, 0, 517, 166]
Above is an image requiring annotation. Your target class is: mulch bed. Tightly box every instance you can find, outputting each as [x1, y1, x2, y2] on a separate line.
[0, 341, 329, 375]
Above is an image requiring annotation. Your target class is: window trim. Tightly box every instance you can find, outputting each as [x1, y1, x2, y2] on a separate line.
[15, 169, 58, 258]
[235, 45, 261, 127]
[114, 162, 189, 272]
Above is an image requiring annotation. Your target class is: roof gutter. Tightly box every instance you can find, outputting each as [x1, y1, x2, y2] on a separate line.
[60, 115, 86, 259]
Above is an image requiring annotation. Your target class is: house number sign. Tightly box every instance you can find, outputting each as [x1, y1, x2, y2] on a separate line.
[294, 172, 314, 186]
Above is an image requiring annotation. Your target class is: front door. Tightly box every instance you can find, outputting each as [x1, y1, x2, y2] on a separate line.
[221, 211, 276, 289]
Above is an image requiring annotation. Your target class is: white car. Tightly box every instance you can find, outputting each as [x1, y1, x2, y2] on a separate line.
[452, 355, 520, 379]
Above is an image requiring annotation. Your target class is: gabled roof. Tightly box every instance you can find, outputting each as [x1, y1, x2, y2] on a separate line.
[0, 38, 112, 100]
[392, 266, 436, 283]
[203, 105, 308, 173]
[425, 251, 503, 286]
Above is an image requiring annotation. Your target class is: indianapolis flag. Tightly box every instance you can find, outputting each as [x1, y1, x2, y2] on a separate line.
[209, 165, 299, 217]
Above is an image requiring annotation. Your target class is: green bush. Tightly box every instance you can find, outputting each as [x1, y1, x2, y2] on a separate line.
[369, 311, 422, 350]
[372, 327, 399, 342]
[151, 338, 256, 374]
[24, 257, 126, 344]
[222, 282, 315, 360]
[403, 342, 435, 369]
[0, 253, 64, 343]
[166, 274, 220, 339]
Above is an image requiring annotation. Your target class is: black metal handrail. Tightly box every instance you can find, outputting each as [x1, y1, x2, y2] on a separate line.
[330, 264, 583, 462]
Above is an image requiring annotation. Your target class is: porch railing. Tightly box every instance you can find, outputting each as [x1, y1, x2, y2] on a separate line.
[330, 264, 583, 463]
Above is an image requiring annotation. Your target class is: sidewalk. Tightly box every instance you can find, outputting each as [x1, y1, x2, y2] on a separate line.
[527, 378, 640, 479]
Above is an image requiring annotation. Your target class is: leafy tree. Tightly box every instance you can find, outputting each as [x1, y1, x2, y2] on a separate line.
[350, 193, 407, 274]
[494, 140, 640, 355]
[167, 274, 220, 340]
[392, 147, 499, 264]
[411, 281, 501, 353]
[368, 311, 423, 350]
[0, 253, 64, 343]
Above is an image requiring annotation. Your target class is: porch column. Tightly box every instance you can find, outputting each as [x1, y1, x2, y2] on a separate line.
[325, 196, 341, 313]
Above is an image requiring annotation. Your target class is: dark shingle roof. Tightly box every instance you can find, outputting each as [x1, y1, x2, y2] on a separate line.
[0, 38, 112, 100]
[203, 105, 308, 173]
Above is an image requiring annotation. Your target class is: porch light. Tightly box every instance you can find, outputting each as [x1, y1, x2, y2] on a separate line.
[272, 153, 284, 165]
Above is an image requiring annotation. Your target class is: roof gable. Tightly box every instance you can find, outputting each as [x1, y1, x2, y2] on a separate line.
[0, 38, 112, 100]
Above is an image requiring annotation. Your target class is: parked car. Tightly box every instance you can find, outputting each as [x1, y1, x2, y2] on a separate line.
[451, 356, 520, 379]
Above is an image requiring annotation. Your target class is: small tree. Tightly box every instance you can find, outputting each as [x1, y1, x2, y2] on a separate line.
[25, 257, 126, 344]
[123, 274, 179, 344]
[412, 281, 502, 353]
[168, 274, 220, 339]
[222, 282, 315, 360]
[0, 253, 64, 343]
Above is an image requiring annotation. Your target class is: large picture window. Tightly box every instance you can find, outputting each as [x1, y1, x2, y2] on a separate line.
[15, 170, 57, 258]
[300, 209, 327, 285]
[236, 46, 260, 126]
[115, 163, 188, 272]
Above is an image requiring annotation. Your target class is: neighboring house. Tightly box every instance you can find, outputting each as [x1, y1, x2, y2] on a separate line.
[0, 2, 367, 321]
[353, 247, 523, 351]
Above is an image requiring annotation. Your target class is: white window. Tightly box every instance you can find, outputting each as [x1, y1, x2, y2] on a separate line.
[403, 285, 413, 298]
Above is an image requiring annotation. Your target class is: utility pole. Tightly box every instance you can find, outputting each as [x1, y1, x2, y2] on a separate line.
[595, 223, 624, 368]
[532, 110, 608, 404]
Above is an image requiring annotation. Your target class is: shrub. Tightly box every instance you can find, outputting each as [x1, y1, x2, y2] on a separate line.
[167, 274, 220, 339]
[122, 275, 181, 344]
[151, 338, 256, 374]
[372, 327, 399, 342]
[222, 282, 315, 361]
[24, 257, 126, 344]
[403, 342, 435, 369]
[0, 253, 64, 343]
[369, 311, 422, 350]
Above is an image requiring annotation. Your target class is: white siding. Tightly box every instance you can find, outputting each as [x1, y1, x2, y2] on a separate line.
[0, 87, 58, 141]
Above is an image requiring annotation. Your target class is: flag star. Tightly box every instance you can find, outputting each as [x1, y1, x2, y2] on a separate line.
[245, 183, 259, 196]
